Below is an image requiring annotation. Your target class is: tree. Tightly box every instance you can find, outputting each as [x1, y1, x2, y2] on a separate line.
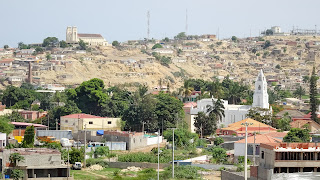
[209, 146, 227, 164]
[293, 86, 305, 100]
[69, 147, 84, 164]
[283, 128, 310, 142]
[152, 43, 163, 50]
[265, 29, 273, 36]
[206, 98, 225, 123]
[194, 112, 216, 136]
[154, 92, 184, 130]
[246, 107, 273, 125]
[66, 78, 107, 115]
[275, 64, 281, 69]
[263, 40, 271, 49]
[174, 32, 187, 40]
[93, 146, 109, 158]
[163, 128, 198, 148]
[18, 42, 29, 49]
[35, 47, 44, 54]
[163, 37, 170, 42]
[3, 45, 9, 49]
[9, 153, 24, 167]
[42, 37, 59, 47]
[78, 39, 87, 50]
[59, 40, 68, 48]
[21, 125, 35, 148]
[0, 116, 14, 134]
[275, 113, 292, 131]
[231, 36, 238, 42]
[11, 169, 24, 180]
[214, 137, 224, 146]
[112, 41, 120, 47]
[310, 66, 319, 123]
[303, 76, 309, 83]
[46, 53, 52, 60]
[2, 85, 35, 109]
[160, 56, 171, 67]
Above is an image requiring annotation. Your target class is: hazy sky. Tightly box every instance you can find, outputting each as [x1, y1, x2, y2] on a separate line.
[0, 0, 319, 47]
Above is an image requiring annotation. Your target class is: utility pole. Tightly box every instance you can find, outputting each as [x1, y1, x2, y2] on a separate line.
[201, 123, 203, 139]
[157, 129, 160, 180]
[142, 122, 146, 133]
[47, 114, 49, 130]
[84, 124, 87, 168]
[67, 145, 70, 180]
[172, 128, 175, 179]
[77, 115, 80, 149]
[253, 132, 256, 166]
[241, 121, 253, 180]
[55, 118, 58, 130]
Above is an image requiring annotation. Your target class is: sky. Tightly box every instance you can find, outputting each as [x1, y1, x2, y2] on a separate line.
[0, 0, 319, 47]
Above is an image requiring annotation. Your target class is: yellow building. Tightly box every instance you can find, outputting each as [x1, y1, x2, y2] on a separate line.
[60, 113, 120, 133]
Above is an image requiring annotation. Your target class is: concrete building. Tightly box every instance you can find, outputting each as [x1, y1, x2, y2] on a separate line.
[271, 26, 281, 34]
[234, 134, 281, 163]
[18, 110, 47, 121]
[1, 148, 70, 180]
[185, 70, 271, 133]
[0, 133, 6, 148]
[103, 131, 163, 150]
[66, 26, 108, 46]
[251, 143, 320, 180]
[60, 113, 121, 133]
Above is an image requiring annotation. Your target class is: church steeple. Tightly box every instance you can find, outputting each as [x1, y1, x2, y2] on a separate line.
[252, 70, 269, 109]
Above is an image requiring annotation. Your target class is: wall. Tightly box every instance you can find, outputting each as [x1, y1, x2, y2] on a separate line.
[146, 136, 162, 146]
[0, 133, 6, 148]
[108, 162, 170, 169]
[103, 133, 147, 150]
[36, 130, 73, 140]
[221, 170, 245, 180]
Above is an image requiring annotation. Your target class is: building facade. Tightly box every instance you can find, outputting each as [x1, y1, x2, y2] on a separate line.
[251, 143, 320, 180]
[185, 70, 271, 133]
[60, 113, 121, 133]
[66, 26, 108, 46]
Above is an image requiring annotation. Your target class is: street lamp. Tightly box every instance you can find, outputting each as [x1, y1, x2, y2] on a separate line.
[241, 121, 253, 180]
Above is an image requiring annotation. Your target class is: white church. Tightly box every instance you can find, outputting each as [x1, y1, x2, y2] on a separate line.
[185, 70, 271, 133]
[66, 26, 108, 46]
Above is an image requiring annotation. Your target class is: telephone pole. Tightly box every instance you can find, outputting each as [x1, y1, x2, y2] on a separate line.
[84, 124, 87, 168]
[147, 11, 150, 40]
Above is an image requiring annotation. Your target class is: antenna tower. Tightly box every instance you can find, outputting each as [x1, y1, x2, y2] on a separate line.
[147, 10, 150, 40]
[185, 9, 188, 34]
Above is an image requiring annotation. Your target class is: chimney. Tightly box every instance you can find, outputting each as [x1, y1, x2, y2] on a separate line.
[28, 61, 32, 84]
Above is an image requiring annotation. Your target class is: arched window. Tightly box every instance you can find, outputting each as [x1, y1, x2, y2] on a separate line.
[258, 85, 261, 90]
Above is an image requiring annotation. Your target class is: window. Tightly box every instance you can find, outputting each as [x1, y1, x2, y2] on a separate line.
[261, 151, 264, 159]
[108, 121, 112, 124]
[65, 120, 68, 123]
[258, 85, 261, 90]
[89, 121, 93, 124]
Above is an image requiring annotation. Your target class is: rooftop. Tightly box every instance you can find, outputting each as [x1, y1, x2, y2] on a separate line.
[235, 134, 282, 144]
[5, 148, 60, 155]
[11, 122, 47, 128]
[61, 113, 105, 119]
[78, 33, 103, 38]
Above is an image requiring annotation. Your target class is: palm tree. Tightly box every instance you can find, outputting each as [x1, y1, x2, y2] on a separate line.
[206, 98, 225, 122]
[9, 153, 24, 167]
[293, 86, 306, 100]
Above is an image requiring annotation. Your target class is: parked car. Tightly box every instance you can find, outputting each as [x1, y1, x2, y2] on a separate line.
[72, 162, 82, 170]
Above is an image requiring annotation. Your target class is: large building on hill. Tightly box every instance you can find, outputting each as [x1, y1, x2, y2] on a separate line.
[66, 26, 108, 46]
[185, 70, 272, 133]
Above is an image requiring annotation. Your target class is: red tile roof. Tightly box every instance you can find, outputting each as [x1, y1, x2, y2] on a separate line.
[61, 113, 104, 119]
[11, 122, 47, 128]
[183, 102, 197, 108]
[78, 34, 103, 38]
[264, 132, 288, 139]
[235, 134, 282, 144]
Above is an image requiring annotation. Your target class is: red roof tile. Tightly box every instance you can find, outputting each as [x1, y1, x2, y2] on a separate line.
[61, 113, 104, 119]
[235, 134, 282, 144]
[78, 34, 103, 38]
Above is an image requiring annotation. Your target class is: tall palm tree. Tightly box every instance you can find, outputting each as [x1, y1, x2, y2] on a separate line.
[206, 98, 225, 122]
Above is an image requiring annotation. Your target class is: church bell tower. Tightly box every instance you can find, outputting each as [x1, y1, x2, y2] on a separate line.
[252, 70, 269, 109]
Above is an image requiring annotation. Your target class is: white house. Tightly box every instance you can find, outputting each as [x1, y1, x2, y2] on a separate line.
[153, 48, 174, 55]
[0, 133, 6, 148]
[185, 70, 271, 132]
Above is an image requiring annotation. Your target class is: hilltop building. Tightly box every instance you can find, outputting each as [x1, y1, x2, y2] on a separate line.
[185, 70, 272, 133]
[66, 26, 108, 46]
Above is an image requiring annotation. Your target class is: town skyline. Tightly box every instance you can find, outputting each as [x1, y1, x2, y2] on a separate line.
[1, 0, 320, 47]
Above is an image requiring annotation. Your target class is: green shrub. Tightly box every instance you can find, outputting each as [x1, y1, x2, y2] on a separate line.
[214, 137, 224, 146]
[162, 165, 199, 179]
[238, 156, 251, 164]
[218, 166, 226, 171]
[86, 158, 109, 168]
